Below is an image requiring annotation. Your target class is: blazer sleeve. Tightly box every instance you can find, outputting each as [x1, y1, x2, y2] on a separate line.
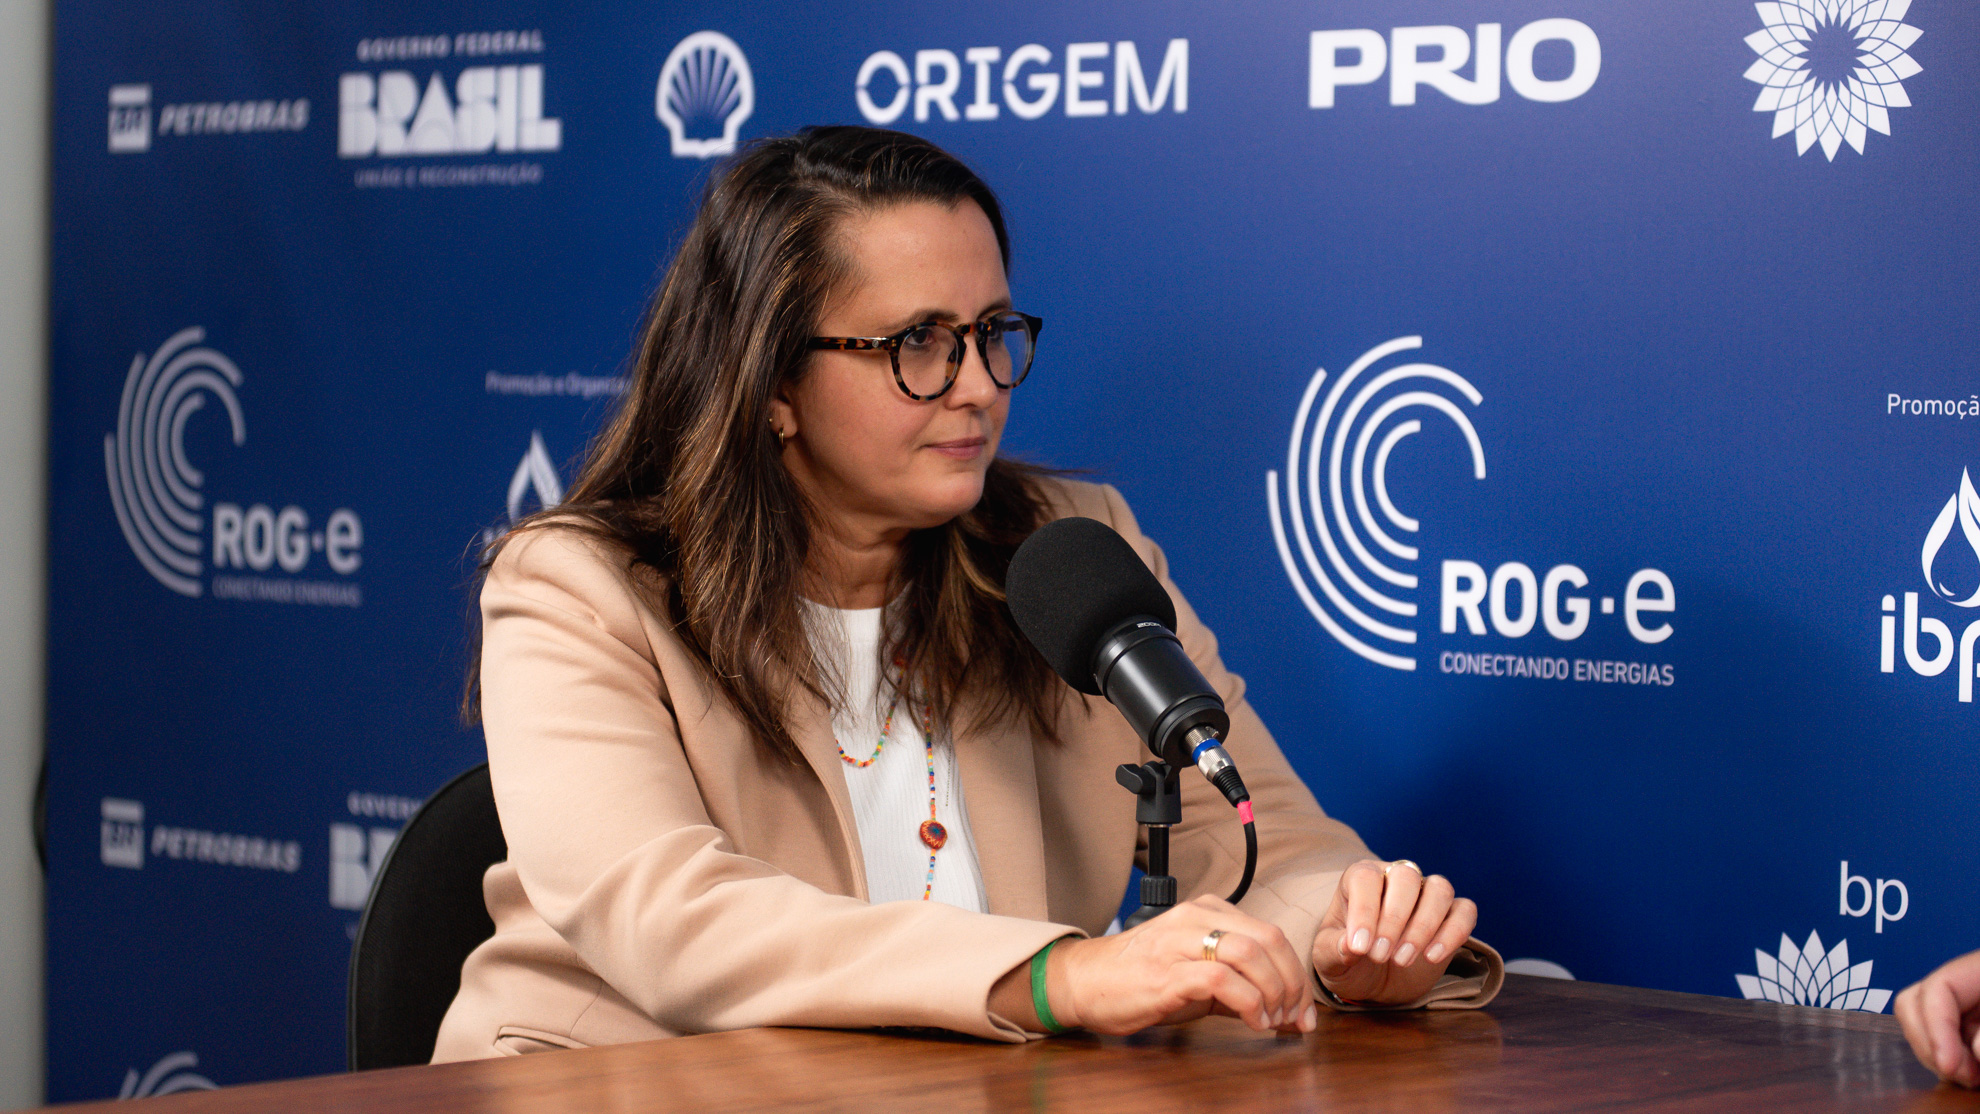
[1089, 484, 1503, 1011]
[478, 527, 1077, 1041]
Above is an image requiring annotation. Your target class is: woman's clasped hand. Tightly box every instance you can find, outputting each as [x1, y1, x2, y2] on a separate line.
[1312, 858, 1478, 1006]
[1025, 859, 1478, 1036]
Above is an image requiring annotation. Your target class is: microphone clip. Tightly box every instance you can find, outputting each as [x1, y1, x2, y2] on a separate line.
[1115, 760, 1182, 928]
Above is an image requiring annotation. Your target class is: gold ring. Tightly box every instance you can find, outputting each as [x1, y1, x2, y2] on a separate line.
[1384, 859, 1422, 878]
[1202, 929, 1227, 963]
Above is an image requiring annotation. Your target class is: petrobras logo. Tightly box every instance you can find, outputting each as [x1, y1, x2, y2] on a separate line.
[1879, 468, 1980, 703]
[1744, 0, 1920, 161]
[108, 85, 150, 152]
[105, 328, 364, 605]
[100, 798, 144, 869]
[1267, 336, 1675, 684]
[657, 31, 754, 158]
[97, 795, 301, 874]
[1309, 19, 1599, 109]
[855, 38, 1186, 125]
[119, 1052, 216, 1099]
[338, 29, 558, 187]
[107, 83, 310, 154]
[1737, 930, 1892, 1012]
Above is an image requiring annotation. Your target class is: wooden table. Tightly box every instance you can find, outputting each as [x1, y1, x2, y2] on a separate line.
[40, 975, 1980, 1112]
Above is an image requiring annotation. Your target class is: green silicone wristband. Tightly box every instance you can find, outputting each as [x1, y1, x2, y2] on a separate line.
[1030, 938, 1068, 1034]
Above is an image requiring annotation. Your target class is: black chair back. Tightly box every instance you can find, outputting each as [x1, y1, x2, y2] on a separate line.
[346, 763, 507, 1071]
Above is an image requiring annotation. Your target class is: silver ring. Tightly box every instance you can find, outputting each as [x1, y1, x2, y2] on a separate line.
[1202, 929, 1227, 963]
[1384, 859, 1422, 878]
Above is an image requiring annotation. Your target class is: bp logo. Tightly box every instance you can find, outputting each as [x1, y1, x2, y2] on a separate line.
[656, 31, 754, 158]
[1736, 930, 1892, 1013]
[1743, 0, 1921, 160]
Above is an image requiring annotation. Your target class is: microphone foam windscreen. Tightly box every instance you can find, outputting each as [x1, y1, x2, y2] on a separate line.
[1006, 517, 1178, 695]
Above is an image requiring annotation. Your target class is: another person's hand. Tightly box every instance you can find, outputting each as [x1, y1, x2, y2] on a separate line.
[1311, 859, 1478, 1006]
[1046, 895, 1319, 1035]
[1896, 949, 1980, 1088]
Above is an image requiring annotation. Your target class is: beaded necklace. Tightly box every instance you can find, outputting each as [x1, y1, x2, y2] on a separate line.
[835, 692, 946, 901]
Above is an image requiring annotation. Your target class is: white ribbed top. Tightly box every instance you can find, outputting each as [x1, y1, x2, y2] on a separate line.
[803, 600, 987, 913]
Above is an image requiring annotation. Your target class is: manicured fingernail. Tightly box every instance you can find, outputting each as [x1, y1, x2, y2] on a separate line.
[1303, 1004, 1318, 1030]
[1395, 943, 1417, 967]
[1352, 928, 1371, 953]
[1426, 942, 1447, 962]
[1372, 937, 1392, 962]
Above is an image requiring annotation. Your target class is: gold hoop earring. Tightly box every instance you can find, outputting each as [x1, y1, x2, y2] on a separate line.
[769, 418, 787, 447]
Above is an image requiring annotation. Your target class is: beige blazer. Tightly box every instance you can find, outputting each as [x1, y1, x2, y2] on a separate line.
[433, 479, 1501, 1061]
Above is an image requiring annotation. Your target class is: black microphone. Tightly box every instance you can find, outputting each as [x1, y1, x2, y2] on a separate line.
[1006, 517, 1249, 807]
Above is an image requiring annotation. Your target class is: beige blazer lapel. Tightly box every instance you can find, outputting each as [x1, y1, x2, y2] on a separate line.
[785, 690, 869, 901]
[954, 714, 1050, 920]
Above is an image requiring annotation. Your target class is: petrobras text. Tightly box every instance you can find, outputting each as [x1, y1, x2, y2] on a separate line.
[856, 39, 1186, 124]
[109, 85, 309, 154]
[99, 797, 300, 873]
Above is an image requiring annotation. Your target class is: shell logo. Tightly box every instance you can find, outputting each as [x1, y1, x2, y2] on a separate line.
[656, 31, 754, 159]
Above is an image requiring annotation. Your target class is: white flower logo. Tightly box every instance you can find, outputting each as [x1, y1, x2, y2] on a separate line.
[1736, 930, 1892, 1012]
[1744, 0, 1921, 160]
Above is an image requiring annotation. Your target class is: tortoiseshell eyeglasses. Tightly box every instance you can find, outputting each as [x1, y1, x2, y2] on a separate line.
[808, 311, 1042, 401]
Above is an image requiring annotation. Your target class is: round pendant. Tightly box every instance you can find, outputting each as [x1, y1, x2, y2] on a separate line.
[918, 819, 948, 851]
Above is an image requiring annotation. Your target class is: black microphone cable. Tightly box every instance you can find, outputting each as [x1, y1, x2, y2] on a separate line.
[1185, 727, 1256, 905]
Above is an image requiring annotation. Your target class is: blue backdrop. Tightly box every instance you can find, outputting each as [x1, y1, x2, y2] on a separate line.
[47, 0, 1977, 1100]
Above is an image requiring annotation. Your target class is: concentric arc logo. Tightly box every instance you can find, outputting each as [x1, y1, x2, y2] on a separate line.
[105, 327, 245, 597]
[1267, 336, 1486, 670]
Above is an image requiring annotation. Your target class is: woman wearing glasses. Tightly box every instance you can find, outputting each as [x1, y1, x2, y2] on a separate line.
[434, 126, 1500, 1060]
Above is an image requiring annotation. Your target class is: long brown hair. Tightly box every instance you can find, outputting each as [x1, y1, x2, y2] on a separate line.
[467, 126, 1063, 761]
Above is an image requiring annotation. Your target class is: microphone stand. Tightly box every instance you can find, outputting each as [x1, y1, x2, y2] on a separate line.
[1115, 760, 1181, 929]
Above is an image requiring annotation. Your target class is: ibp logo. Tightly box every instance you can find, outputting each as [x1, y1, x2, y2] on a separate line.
[1879, 468, 1980, 702]
[1268, 336, 1675, 674]
[105, 328, 365, 603]
[1309, 19, 1599, 109]
[656, 31, 754, 158]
